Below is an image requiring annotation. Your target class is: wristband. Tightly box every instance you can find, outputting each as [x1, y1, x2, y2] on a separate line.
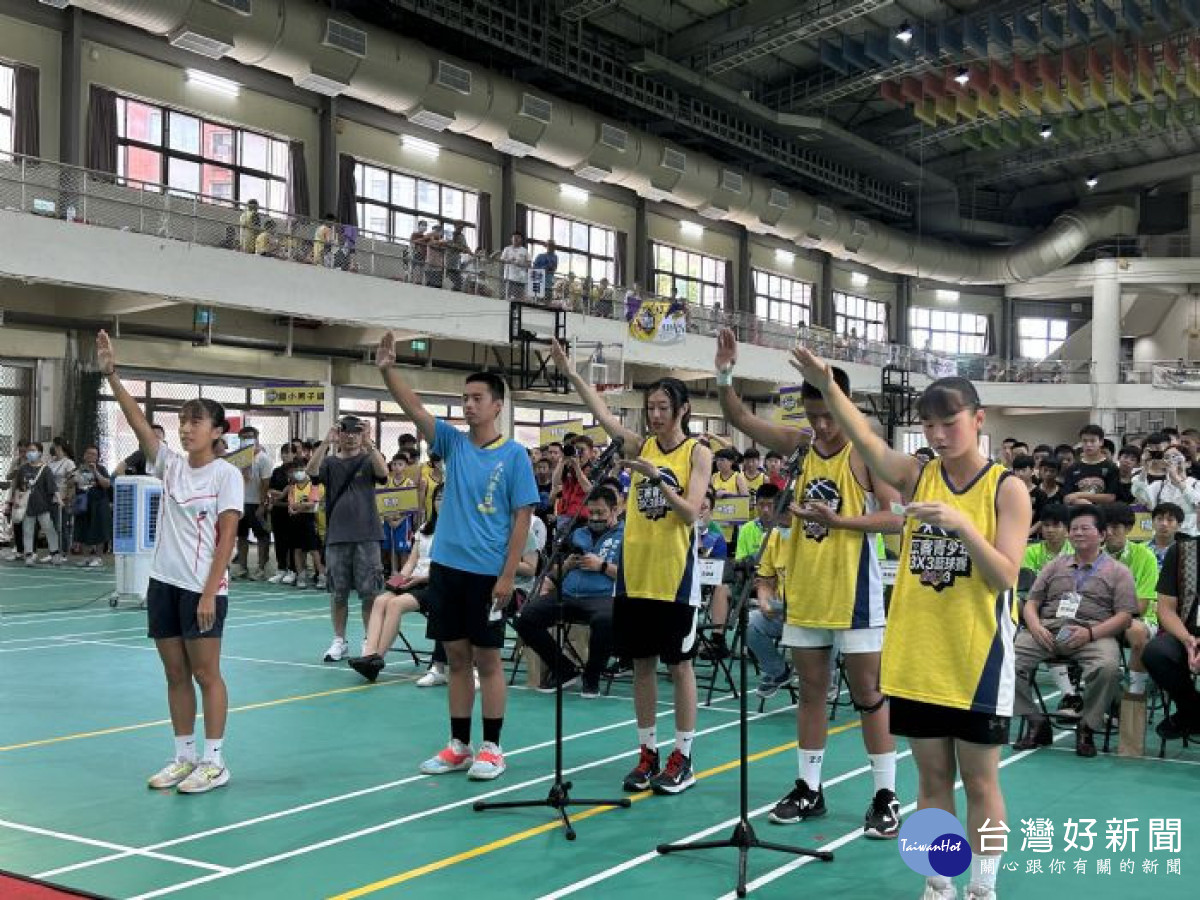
[715, 369, 734, 387]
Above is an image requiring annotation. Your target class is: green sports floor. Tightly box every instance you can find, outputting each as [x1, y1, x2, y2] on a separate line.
[1, 564, 1196, 900]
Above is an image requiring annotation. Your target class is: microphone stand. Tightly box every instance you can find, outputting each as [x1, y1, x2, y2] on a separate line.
[474, 438, 630, 839]
[656, 442, 833, 896]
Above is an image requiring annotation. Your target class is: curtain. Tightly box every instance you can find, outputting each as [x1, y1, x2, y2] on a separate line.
[645, 238, 655, 291]
[985, 313, 996, 356]
[288, 141, 310, 217]
[614, 230, 628, 286]
[476, 191, 493, 253]
[514, 202, 528, 239]
[12, 66, 39, 159]
[724, 260, 735, 310]
[336, 153, 357, 226]
[85, 85, 118, 176]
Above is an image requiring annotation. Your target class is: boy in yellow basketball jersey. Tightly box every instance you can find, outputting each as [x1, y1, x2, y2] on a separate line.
[714, 329, 905, 840]
[791, 344, 1030, 900]
[552, 339, 713, 795]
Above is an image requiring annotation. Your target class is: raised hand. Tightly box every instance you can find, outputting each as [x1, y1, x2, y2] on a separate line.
[376, 332, 397, 370]
[549, 337, 571, 372]
[789, 345, 834, 392]
[96, 330, 116, 376]
[715, 327, 738, 372]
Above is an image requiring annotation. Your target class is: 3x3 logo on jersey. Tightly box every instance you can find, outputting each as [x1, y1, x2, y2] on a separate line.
[908, 523, 973, 590]
[635, 467, 681, 521]
[800, 477, 841, 542]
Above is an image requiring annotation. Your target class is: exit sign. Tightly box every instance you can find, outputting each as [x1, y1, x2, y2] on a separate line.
[411, 340, 428, 352]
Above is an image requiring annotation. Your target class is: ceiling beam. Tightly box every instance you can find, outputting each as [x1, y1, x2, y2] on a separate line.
[666, 0, 808, 60]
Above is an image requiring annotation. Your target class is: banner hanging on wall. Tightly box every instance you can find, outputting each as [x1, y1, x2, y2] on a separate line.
[628, 299, 687, 345]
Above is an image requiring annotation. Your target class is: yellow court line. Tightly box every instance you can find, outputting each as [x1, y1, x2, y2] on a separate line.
[0, 680, 403, 753]
[328, 720, 863, 900]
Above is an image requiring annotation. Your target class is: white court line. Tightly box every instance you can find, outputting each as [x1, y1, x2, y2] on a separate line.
[0, 602, 328, 642]
[119, 702, 794, 900]
[0, 591, 320, 626]
[1044, 744, 1200, 765]
[0, 818, 230, 875]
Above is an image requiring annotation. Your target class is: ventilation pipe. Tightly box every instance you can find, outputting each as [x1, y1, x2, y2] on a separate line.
[70, 0, 1138, 285]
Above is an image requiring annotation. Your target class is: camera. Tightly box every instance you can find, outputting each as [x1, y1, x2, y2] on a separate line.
[1148, 450, 1165, 460]
[562, 443, 576, 458]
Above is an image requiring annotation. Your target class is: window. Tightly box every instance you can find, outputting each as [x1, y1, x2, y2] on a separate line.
[833, 291, 888, 343]
[1018, 317, 1069, 360]
[0, 63, 13, 156]
[526, 209, 615, 283]
[354, 161, 478, 249]
[753, 269, 812, 326]
[908, 307, 988, 355]
[652, 242, 725, 307]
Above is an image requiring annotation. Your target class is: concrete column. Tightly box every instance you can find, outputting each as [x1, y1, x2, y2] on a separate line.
[894, 276, 911, 345]
[60, 8, 83, 166]
[1091, 259, 1121, 422]
[817, 253, 834, 329]
[999, 293, 1015, 361]
[736, 225, 751, 313]
[500, 156, 515, 242]
[318, 97, 338, 219]
[634, 197, 648, 290]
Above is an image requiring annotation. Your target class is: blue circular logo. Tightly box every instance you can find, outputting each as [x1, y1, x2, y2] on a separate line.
[897, 809, 971, 877]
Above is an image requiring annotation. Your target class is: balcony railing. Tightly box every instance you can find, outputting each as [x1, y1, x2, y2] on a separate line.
[965, 357, 1094, 384]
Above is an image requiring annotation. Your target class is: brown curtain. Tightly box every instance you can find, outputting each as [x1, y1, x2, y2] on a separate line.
[12, 66, 39, 158]
[614, 230, 628, 285]
[85, 85, 118, 176]
[335, 153, 357, 225]
[476, 191, 493, 253]
[288, 140, 310, 217]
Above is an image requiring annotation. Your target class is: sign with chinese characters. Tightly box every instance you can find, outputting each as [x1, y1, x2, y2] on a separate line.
[711, 494, 751, 525]
[222, 445, 255, 470]
[376, 485, 419, 516]
[697, 558, 725, 586]
[539, 421, 609, 448]
[263, 385, 326, 409]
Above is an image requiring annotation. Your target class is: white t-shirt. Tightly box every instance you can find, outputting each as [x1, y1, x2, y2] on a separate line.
[48, 457, 77, 497]
[240, 448, 273, 505]
[412, 530, 435, 579]
[151, 444, 244, 594]
[514, 516, 547, 595]
[501, 245, 529, 282]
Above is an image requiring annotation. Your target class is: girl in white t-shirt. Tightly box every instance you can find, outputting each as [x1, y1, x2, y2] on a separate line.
[97, 330, 243, 795]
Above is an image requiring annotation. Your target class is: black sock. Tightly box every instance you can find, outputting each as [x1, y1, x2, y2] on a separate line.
[482, 716, 503, 745]
[451, 717, 471, 745]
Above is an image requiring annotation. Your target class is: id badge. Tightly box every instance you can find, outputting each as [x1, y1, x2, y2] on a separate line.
[1055, 591, 1082, 620]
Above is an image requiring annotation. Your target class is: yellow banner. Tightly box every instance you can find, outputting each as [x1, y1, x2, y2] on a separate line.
[712, 494, 752, 525]
[539, 421, 609, 447]
[376, 485, 420, 516]
[1131, 512, 1153, 541]
[263, 385, 326, 408]
[223, 445, 255, 470]
[628, 299, 687, 345]
[774, 386, 811, 428]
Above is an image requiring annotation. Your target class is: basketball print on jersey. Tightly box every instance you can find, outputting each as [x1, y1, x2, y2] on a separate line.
[800, 476, 841, 542]
[908, 523, 972, 591]
[636, 467, 681, 521]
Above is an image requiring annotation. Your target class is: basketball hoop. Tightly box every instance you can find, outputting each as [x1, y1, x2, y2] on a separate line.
[571, 339, 625, 400]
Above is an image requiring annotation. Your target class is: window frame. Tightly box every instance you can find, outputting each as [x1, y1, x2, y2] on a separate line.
[752, 268, 813, 327]
[907, 307, 989, 356]
[353, 159, 478, 249]
[524, 207, 616, 284]
[651, 241, 726, 308]
[1017, 316, 1070, 361]
[0, 62, 13, 156]
[833, 290, 888, 343]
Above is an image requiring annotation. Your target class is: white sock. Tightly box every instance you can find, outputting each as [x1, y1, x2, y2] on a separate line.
[637, 726, 656, 750]
[1128, 671, 1148, 695]
[202, 738, 224, 768]
[969, 853, 1000, 891]
[674, 730, 695, 758]
[1050, 665, 1074, 695]
[868, 751, 897, 794]
[798, 747, 824, 789]
[926, 875, 951, 890]
[174, 734, 196, 763]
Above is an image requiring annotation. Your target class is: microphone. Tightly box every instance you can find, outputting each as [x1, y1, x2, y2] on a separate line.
[784, 440, 809, 477]
[588, 436, 625, 480]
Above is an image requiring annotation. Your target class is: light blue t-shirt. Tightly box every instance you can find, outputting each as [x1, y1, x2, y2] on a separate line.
[431, 419, 540, 576]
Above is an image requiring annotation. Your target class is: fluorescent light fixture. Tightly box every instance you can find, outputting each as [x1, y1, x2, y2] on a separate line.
[493, 137, 535, 156]
[954, 66, 969, 85]
[698, 205, 728, 220]
[186, 69, 239, 96]
[559, 184, 589, 202]
[1085, 174, 1099, 188]
[935, 289, 960, 302]
[896, 21, 914, 43]
[680, 221, 704, 238]
[850, 271, 869, 287]
[774, 249, 795, 264]
[401, 135, 440, 157]
[1039, 122, 1052, 139]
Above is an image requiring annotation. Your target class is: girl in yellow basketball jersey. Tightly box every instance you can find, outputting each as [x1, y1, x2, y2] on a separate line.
[791, 349, 1030, 900]
[551, 338, 713, 796]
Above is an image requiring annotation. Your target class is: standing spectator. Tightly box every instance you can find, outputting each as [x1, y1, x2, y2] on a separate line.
[120, 424, 167, 475]
[238, 199, 261, 253]
[381, 453, 417, 577]
[1062, 425, 1118, 505]
[230, 427, 273, 581]
[596, 277, 614, 318]
[1133, 435, 1200, 533]
[8, 442, 63, 565]
[47, 438, 77, 558]
[531, 240, 558, 300]
[266, 445, 296, 585]
[286, 462, 326, 590]
[312, 214, 337, 267]
[446, 223, 470, 291]
[306, 416, 389, 662]
[623, 282, 642, 322]
[500, 231, 529, 301]
[425, 224, 447, 288]
[410, 219, 430, 283]
[1029, 456, 1063, 534]
[72, 445, 111, 567]
[551, 437, 595, 536]
[1114, 445, 1139, 504]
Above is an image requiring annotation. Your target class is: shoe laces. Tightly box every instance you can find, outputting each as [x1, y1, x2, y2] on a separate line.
[636, 745, 659, 773]
[871, 789, 897, 815]
[662, 749, 686, 777]
[789, 779, 816, 803]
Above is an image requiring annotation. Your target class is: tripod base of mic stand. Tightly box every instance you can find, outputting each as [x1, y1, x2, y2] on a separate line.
[474, 780, 631, 841]
[657, 818, 832, 898]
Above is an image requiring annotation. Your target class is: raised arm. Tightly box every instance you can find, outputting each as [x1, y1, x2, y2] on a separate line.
[790, 344, 922, 497]
[376, 332, 436, 445]
[549, 338, 640, 450]
[96, 331, 162, 463]
[714, 329, 811, 456]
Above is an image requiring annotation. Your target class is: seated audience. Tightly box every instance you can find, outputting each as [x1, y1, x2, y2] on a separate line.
[1142, 537, 1200, 739]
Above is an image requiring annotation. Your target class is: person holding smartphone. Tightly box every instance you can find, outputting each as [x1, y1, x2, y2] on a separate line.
[1133, 432, 1200, 535]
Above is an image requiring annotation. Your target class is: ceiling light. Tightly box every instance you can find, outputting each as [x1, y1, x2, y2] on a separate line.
[954, 66, 970, 86]
[935, 289, 959, 302]
[559, 184, 589, 202]
[1085, 174, 1099, 188]
[401, 135, 440, 157]
[774, 249, 795, 264]
[1039, 123, 1053, 139]
[851, 271, 869, 287]
[680, 221, 705, 238]
[185, 69, 240, 96]
[896, 21, 914, 44]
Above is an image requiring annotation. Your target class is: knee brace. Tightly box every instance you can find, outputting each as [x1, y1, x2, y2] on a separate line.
[852, 693, 887, 715]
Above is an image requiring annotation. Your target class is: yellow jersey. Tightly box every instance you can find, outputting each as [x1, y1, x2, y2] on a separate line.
[756, 528, 788, 598]
[619, 436, 701, 605]
[744, 471, 766, 502]
[421, 463, 443, 520]
[291, 481, 326, 538]
[883, 459, 1017, 715]
[712, 471, 740, 495]
[782, 442, 884, 629]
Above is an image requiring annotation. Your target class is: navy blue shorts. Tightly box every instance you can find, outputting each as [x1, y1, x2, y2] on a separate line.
[146, 578, 228, 640]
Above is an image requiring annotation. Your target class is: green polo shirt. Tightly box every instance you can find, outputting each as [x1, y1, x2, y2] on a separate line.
[1110, 540, 1160, 624]
[1022, 540, 1074, 575]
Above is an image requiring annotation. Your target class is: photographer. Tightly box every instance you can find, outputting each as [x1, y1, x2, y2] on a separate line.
[551, 435, 596, 537]
[1133, 432, 1200, 535]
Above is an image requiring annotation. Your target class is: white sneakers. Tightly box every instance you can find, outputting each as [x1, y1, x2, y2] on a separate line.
[281, 571, 298, 585]
[324, 637, 349, 662]
[416, 668, 448, 687]
[920, 880, 958, 900]
[147, 758, 196, 789]
[267, 570, 288, 584]
[177, 763, 230, 794]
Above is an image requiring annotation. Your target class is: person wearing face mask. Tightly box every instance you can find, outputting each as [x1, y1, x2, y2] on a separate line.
[71, 445, 112, 567]
[514, 487, 623, 699]
[7, 441, 64, 566]
[286, 461, 326, 590]
[1132, 433, 1200, 535]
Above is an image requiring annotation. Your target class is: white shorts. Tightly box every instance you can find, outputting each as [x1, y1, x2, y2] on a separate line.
[782, 624, 884, 654]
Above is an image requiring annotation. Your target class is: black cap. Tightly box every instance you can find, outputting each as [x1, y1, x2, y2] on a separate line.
[338, 415, 364, 433]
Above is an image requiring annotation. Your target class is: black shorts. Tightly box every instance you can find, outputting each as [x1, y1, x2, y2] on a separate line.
[289, 515, 321, 553]
[425, 562, 505, 649]
[612, 595, 698, 665]
[147, 578, 228, 640]
[889, 697, 1011, 746]
[237, 504, 269, 541]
